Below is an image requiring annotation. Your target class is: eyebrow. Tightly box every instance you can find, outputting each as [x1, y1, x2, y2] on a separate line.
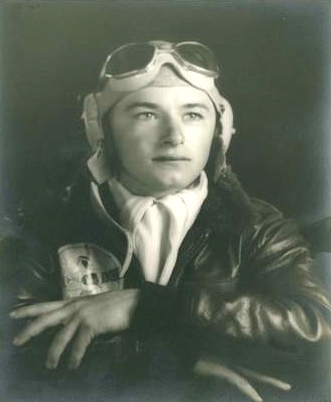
[182, 103, 212, 111]
[125, 102, 212, 112]
[125, 102, 159, 111]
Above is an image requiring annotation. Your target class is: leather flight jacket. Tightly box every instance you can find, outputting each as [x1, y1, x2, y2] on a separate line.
[1, 167, 331, 399]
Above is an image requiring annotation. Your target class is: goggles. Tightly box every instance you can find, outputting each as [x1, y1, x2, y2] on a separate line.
[100, 41, 219, 79]
[96, 40, 224, 116]
[98, 41, 219, 91]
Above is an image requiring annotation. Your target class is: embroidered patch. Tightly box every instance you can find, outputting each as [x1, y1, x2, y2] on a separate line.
[58, 243, 123, 299]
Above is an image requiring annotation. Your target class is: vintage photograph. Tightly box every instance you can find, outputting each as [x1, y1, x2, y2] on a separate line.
[0, 1, 330, 401]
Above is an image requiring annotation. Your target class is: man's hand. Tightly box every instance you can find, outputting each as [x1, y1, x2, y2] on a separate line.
[9, 289, 140, 370]
[194, 357, 291, 402]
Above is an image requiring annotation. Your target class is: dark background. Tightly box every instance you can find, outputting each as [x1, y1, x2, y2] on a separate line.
[0, 0, 330, 225]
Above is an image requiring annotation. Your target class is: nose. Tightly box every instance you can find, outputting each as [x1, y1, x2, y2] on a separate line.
[161, 115, 184, 146]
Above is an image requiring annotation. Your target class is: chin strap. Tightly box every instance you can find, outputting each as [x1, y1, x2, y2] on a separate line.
[86, 144, 113, 185]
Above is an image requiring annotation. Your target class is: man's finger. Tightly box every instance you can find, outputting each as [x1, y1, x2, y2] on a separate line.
[194, 359, 263, 402]
[68, 326, 93, 370]
[46, 317, 80, 370]
[13, 305, 72, 346]
[235, 366, 291, 391]
[10, 301, 67, 319]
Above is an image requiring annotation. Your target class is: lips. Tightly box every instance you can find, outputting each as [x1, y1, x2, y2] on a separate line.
[152, 156, 190, 162]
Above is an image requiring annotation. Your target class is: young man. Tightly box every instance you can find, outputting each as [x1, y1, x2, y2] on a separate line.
[2, 40, 331, 402]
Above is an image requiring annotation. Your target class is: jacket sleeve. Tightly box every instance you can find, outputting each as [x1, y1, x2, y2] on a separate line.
[132, 200, 331, 353]
[0, 225, 64, 379]
[0, 235, 62, 309]
[183, 200, 331, 349]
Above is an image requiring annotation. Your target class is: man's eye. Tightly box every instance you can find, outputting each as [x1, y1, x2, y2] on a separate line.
[184, 112, 203, 121]
[135, 112, 157, 120]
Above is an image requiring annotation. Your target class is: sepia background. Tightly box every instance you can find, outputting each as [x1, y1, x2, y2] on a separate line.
[0, 0, 330, 228]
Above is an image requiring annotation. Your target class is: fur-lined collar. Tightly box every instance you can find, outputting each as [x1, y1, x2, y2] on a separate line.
[198, 166, 256, 235]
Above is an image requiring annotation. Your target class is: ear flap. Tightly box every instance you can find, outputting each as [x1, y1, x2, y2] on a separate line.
[212, 97, 235, 183]
[212, 136, 226, 183]
[219, 97, 235, 152]
[82, 93, 105, 150]
[82, 93, 112, 184]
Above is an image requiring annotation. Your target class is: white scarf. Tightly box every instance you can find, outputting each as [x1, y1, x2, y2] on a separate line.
[108, 172, 208, 285]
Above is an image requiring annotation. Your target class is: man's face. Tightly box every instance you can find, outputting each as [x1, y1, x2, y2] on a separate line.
[108, 86, 217, 197]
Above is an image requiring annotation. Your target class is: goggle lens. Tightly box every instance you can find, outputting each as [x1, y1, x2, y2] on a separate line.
[175, 42, 219, 74]
[105, 43, 155, 76]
